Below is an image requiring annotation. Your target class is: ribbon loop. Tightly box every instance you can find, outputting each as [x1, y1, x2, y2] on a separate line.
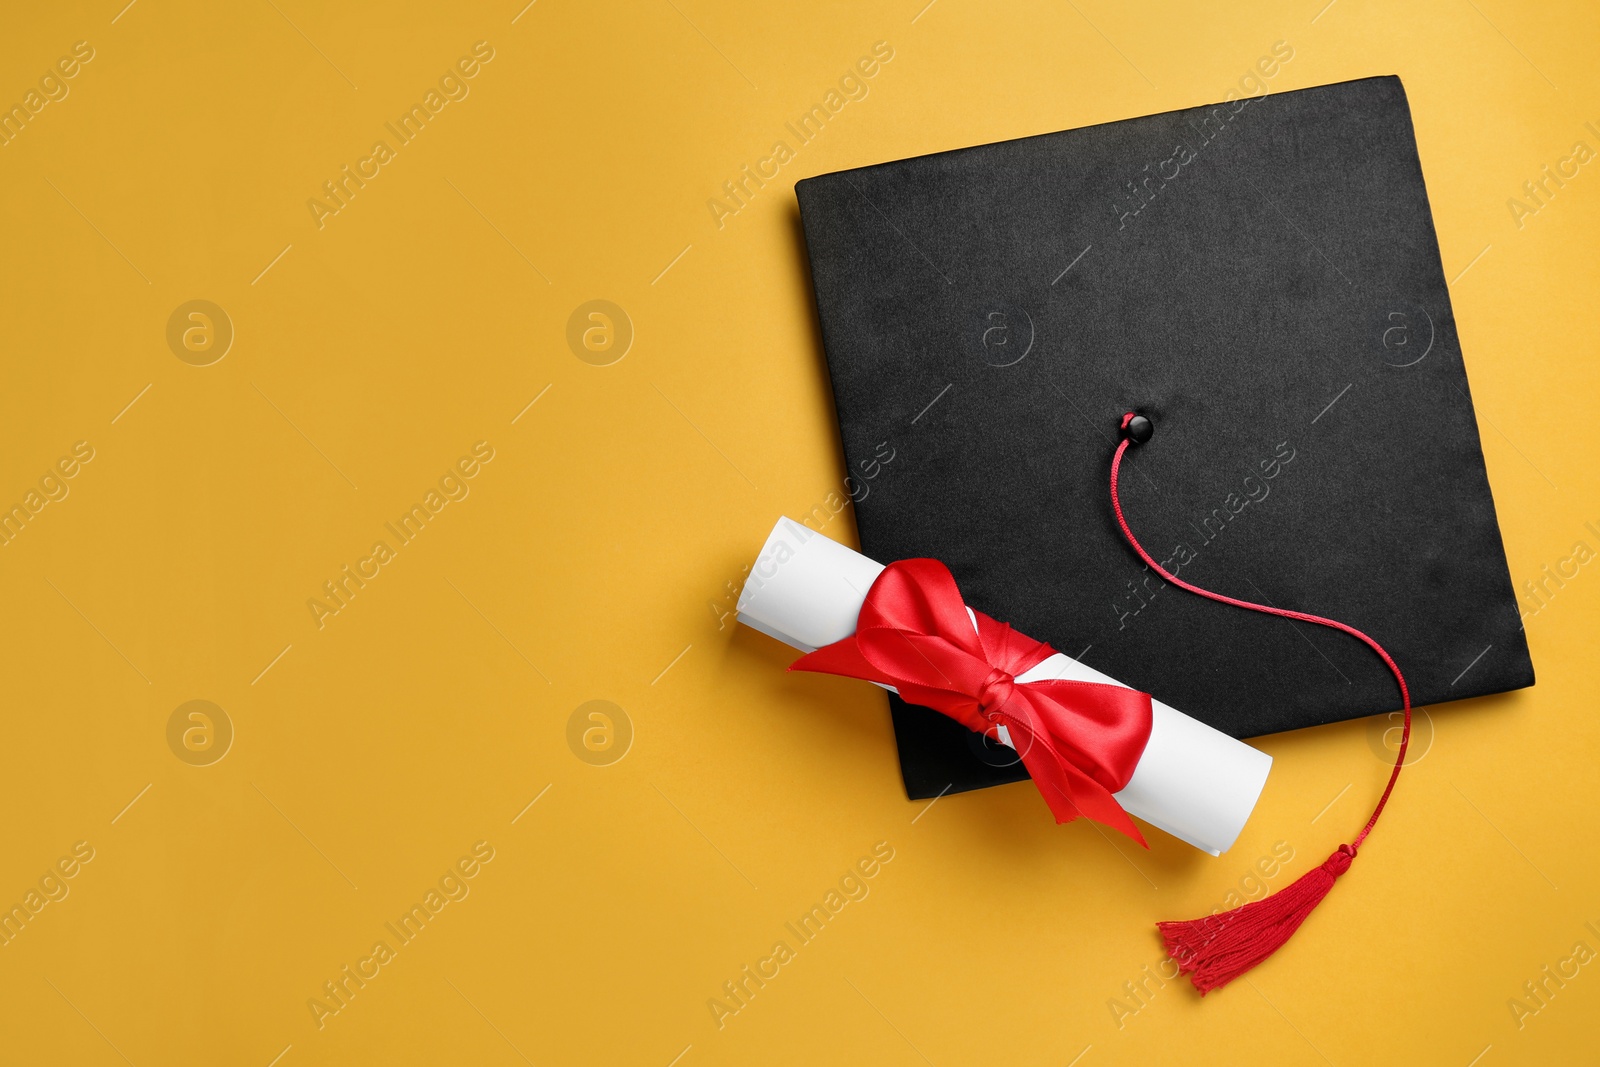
[790, 559, 1154, 845]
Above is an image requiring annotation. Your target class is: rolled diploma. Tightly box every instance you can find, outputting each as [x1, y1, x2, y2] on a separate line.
[736, 518, 1272, 856]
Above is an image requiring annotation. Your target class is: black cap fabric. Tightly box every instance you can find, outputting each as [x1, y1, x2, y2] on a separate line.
[793, 75, 1533, 802]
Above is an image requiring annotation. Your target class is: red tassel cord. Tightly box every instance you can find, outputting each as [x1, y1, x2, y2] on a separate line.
[1109, 412, 1411, 994]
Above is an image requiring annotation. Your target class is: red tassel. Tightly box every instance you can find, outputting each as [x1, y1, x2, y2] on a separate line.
[1157, 845, 1355, 994]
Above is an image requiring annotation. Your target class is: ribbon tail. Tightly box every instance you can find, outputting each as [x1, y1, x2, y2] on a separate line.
[790, 635, 896, 688]
[1005, 705, 1149, 848]
[1026, 748, 1148, 847]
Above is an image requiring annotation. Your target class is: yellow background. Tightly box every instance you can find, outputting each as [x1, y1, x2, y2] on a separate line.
[1, 0, 1596, 1063]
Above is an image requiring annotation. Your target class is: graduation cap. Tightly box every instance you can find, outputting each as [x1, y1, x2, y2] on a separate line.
[787, 75, 1533, 990]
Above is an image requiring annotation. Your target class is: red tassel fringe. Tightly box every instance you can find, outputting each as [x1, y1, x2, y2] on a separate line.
[1157, 845, 1355, 995]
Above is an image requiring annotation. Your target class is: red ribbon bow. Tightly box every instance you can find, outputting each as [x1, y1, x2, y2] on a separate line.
[790, 558, 1155, 845]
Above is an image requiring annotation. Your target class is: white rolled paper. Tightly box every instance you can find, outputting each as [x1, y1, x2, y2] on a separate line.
[736, 517, 1272, 856]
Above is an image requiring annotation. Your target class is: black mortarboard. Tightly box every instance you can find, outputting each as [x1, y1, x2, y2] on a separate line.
[794, 75, 1533, 804]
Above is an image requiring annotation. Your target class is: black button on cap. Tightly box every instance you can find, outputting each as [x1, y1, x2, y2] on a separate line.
[1123, 414, 1154, 445]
